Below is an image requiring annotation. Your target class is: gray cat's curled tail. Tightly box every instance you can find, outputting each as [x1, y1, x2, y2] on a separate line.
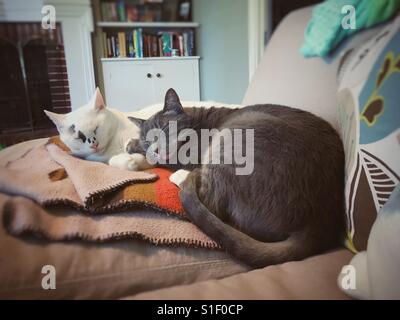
[180, 171, 317, 269]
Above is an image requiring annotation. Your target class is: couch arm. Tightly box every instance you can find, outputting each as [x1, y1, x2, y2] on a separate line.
[243, 6, 385, 133]
[243, 6, 341, 131]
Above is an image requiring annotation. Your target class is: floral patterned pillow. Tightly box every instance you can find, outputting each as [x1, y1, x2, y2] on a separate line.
[338, 16, 400, 251]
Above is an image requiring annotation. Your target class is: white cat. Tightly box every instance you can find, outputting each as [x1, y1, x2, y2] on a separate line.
[45, 87, 144, 165]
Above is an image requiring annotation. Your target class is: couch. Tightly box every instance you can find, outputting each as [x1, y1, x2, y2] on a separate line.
[0, 6, 360, 300]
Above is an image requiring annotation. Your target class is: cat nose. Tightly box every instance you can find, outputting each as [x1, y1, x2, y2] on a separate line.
[90, 142, 99, 149]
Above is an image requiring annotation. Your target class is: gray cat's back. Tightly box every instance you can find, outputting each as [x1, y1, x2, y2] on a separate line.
[185, 103, 345, 266]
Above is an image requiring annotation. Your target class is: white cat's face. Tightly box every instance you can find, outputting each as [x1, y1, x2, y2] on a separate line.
[45, 88, 115, 158]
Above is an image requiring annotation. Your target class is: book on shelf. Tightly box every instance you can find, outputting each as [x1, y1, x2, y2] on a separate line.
[117, 32, 127, 57]
[117, 1, 126, 22]
[178, 35, 184, 57]
[101, 32, 108, 58]
[161, 32, 172, 57]
[101, 0, 164, 23]
[102, 29, 195, 58]
[101, 1, 118, 21]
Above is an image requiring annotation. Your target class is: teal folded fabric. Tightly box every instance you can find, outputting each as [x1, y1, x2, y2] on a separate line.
[301, 0, 400, 58]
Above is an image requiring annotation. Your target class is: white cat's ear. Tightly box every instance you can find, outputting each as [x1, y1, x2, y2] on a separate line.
[44, 110, 66, 130]
[163, 88, 184, 115]
[92, 87, 105, 111]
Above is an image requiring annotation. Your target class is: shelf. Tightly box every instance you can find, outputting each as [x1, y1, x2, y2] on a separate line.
[97, 21, 199, 28]
[101, 56, 200, 62]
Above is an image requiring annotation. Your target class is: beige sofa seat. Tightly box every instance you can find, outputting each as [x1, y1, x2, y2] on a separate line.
[130, 249, 352, 300]
[0, 141, 248, 299]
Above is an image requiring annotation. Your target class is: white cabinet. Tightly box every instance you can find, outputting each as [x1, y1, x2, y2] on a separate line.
[102, 57, 200, 112]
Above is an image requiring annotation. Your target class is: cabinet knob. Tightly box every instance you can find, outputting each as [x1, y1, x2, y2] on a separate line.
[147, 73, 152, 78]
[156, 73, 162, 78]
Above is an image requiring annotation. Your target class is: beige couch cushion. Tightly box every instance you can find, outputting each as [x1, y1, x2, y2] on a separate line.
[0, 192, 247, 299]
[128, 249, 353, 300]
[0, 140, 248, 299]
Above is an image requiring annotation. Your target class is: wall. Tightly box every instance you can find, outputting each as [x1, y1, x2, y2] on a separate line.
[193, 0, 249, 104]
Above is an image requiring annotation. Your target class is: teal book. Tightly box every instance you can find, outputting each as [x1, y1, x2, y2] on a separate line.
[117, 1, 126, 22]
[138, 28, 143, 58]
[161, 33, 172, 57]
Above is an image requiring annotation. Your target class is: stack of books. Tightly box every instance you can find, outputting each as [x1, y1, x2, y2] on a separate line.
[102, 29, 195, 58]
[101, 0, 164, 22]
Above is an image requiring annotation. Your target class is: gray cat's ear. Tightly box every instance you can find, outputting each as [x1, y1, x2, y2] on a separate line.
[163, 88, 184, 115]
[128, 117, 145, 127]
[44, 110, 66, 131]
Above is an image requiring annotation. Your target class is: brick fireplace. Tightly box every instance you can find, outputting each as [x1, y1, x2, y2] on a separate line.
[0, 0, 95, 147]
[0, 22, 71, 145]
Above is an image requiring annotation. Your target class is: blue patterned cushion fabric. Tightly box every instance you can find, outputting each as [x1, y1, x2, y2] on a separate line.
[337, 16, 400, 251]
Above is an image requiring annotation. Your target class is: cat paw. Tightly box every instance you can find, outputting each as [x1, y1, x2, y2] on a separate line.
[169, 169, 190, 188]
[109, 153, 147, 171]
[126, 153, 148, 171]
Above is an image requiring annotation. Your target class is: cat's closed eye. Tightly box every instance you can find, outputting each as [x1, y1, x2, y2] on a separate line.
[69, 124, 76, 134]
[77, 131, 87, 143]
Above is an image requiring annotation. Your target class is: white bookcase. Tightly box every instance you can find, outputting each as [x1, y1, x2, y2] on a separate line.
[101, 56, 200, 111]
[93, 0, 200, 111]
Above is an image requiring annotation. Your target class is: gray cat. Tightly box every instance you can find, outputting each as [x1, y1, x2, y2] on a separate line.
[128, 89, 345, 268]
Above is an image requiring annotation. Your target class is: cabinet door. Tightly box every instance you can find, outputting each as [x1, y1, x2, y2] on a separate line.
[102, 61, 156, 112]
[153, 60, 200, 102]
